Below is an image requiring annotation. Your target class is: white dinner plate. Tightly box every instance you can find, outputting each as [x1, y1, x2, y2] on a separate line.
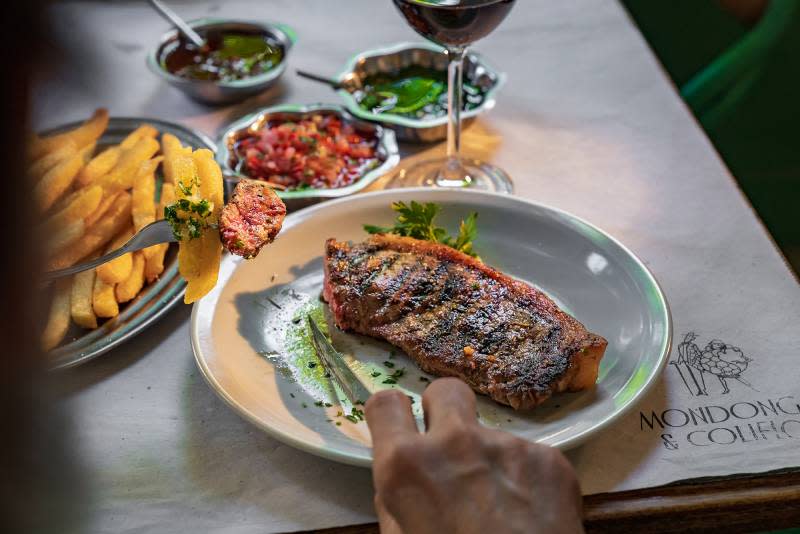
[191, 188, 672, 466]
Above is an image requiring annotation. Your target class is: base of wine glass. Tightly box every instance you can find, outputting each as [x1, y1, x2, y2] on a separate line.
[385, 157, 514, 193]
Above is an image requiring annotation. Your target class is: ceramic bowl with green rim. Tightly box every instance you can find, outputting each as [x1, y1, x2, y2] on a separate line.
[147, 18, 296, 106]
[44, 117, 215, 370]
[216, 104, 401, 211]
[334, 41, 506, 143]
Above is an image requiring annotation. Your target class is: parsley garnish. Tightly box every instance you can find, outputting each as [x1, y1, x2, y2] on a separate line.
[164, 190, 215, 242]
[382, 367, 405, 384]
[364, 201, 479, 257]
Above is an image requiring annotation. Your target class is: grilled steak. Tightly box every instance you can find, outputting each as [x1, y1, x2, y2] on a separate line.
[219, 179, 286, 258]
[323, 235, 607, 409]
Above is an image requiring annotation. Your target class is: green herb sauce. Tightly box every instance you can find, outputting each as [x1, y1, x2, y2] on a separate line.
[354, 66, 488, 119]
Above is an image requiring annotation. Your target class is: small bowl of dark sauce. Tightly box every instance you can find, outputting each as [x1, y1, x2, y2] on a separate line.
[335, 41, 504, 142]
[148, 18, 296, 105]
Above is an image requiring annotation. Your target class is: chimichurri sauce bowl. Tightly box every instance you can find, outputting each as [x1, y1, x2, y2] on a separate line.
[353, 65, 487, 120]
[147, 18, 296, 106]
[336, 42, 505, 143]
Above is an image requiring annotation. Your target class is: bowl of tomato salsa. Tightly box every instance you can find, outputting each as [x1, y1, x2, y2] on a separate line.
[217, 104, 400, 209]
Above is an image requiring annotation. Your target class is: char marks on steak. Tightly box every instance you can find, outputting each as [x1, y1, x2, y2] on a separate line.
[219, 179, 286, 259]
[323, 234, 607, 409]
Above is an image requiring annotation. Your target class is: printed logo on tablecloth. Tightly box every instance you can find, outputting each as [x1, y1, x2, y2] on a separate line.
[670, 332, 756, 396]
[638, 332, 800, 451]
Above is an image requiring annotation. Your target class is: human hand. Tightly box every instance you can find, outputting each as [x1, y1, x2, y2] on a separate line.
[365, 378, 584, 534]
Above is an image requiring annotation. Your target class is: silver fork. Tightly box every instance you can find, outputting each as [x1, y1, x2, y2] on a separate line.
[45, 220, 176, 280]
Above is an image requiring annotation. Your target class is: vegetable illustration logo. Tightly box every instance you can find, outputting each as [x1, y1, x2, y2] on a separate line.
[670, 332, 755, 396]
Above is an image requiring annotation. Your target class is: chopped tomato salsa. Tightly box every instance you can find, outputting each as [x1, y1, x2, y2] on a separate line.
[233, 114, 380, 190]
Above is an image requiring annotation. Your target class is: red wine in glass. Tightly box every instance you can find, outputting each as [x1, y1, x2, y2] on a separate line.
[393, 0, 516, 47]
[390, 0, 516, 192]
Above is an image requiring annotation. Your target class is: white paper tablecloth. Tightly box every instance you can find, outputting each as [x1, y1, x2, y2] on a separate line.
[38, 1, 800, 532]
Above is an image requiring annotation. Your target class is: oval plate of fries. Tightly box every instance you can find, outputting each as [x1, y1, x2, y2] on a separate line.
[36, 110, 215, 370]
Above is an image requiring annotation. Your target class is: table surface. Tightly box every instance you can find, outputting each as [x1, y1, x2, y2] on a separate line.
[39, 1, 800, 533]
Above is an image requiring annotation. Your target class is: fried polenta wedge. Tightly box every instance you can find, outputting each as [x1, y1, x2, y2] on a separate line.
[92, 275, 119, 318]
[145, 182, 175, 283]
[120, 124, 158, 150]
[29, 108, 109, 160]
[95, 136, 160, 193]
[29, 141, 77, 182]
[71, 268, 98, 329]
[84, 191, 123, 228]
[132, 157, 162, 238]
[48, 192, 132, 270]
[45, 185, 103, 231]
[115, 251, 146, 303]
[46, 219, 85, 257]
[96, 226, 134, 284]
[35, 143, 94, 212]
[76, 146, 121, 187]
[42, 278, 73, 351]
[171, 148, 223, 303]
[161, 133, 191, 184]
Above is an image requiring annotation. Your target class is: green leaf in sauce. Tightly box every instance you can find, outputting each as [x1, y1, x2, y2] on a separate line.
[355, 66, 488, 119]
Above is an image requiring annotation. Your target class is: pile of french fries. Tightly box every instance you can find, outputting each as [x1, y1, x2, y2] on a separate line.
[31, 108, 220, 352]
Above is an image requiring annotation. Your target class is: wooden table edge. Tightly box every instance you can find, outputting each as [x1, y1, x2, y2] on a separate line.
[305, 468, 800, 533]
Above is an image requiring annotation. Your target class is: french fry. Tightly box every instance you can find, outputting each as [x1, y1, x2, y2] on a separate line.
[47, 192, 132, 270]
[49, 188, 80, 216]
[71, 269, 98, 329]
[29, 108, 109, 160]
[132, 157, 163, 235]
[35, 143, 94, 212]
[145, 183, 175, 282]
[92, 275, 119, 318]
[45, 219, 85, 257]
[176, 149, 223, 304]
[41, 278, 72, 351]
[95, 137, 159, 193]
[28, 141, 77, 181]
[76, 146, 121, 187]
[84, 191, 122, 228]
[161, 133, 191, 184]
[44, 185, 103, 231]
[115, 251, 145, 303]
[96, 226, 134, 284]
[120, 124, 158, 150]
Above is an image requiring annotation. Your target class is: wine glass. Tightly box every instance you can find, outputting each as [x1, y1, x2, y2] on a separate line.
[390, 0, 516, 192]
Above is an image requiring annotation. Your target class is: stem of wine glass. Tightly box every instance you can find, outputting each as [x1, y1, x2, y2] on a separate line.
[437, 46, 469, 187]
